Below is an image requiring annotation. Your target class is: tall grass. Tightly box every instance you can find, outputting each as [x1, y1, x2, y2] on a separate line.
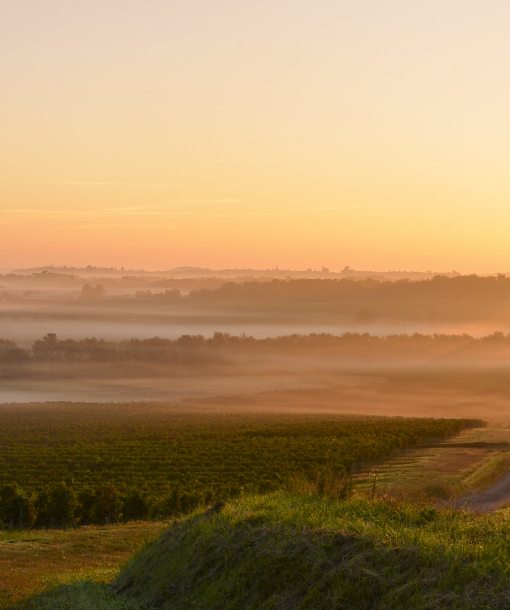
[111, 492, 510, 609]
[17, 491, 510, 609]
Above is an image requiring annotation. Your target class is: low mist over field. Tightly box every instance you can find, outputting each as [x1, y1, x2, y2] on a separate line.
[4, 271, 510, 347]
[3, 270, 510, 419]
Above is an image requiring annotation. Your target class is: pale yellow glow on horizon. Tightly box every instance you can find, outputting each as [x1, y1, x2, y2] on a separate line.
[2, 1, 510, 273]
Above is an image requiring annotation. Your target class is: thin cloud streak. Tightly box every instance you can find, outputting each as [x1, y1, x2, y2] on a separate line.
[100, 199, 243, 213]
[57, 182, 215, 189]
[68, 224, 176, 228]
[1, 204, 363, 221]
[68, 209, 365, 226]
[209, 160, 273, 164]
[1, 199, 244, 217]
[295, 206, 364, 212]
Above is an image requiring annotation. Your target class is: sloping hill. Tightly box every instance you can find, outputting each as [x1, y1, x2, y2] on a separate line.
[22, 491, 510, 610]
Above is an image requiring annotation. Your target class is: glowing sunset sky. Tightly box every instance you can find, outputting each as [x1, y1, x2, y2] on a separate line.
[2, 1, 510, 272]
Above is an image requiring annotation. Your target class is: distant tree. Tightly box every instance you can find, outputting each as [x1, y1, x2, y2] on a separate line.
[212, 332, 230, 346]
[81, 284, 106, 299]
[32, 333, 60, 361]
[134, 289, 153, 299]
[176, 334, 206, 348]
[354, 309, 377, 324]
[43, 333, 58, 345]
[81, 284, 93, 298]
[0, 339, 17, 361]
[154, 288, 181, 301]
[4, 348, 32, 364]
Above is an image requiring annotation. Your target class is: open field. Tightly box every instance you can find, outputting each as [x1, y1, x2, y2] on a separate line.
[4, 359, 510, 427]
[3, 440, 510, 608]
[0, 521, 167, 608]
[0, 407, 501, 609]
[3, 331, 510, 606]
[3, 414, 510, 607]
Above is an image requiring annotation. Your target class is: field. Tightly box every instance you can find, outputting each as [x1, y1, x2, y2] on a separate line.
[4, 330, 510, 607]
[3, 406, 510, 608]
[5, 342, 510, 426]
[0, 521, 166, 609]
[0, 403, 481, 529]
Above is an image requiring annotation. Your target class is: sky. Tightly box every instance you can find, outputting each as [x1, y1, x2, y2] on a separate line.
[1, 0, 510, 273]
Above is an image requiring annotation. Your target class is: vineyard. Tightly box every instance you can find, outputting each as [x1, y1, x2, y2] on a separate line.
[0, 403, 483, 529]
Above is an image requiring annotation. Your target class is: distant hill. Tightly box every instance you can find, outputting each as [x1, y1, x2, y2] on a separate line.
[11, 264, 463, 281]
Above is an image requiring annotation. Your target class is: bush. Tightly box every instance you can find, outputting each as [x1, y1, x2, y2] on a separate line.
[122, 491, 149, 521]
[3, 347, 32, 364]
[0, 484, 36, 528]
[34, 482, 78, 527]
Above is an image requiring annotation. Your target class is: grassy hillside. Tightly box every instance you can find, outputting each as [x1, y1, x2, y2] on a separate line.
[18, 491, 510, 610]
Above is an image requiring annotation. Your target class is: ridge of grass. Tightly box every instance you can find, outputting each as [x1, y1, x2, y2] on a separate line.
[18, 491, 510, 610]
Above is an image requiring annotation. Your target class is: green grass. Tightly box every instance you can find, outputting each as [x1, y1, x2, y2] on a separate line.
[15, 491, 510, 609]
[7, 429, 510, 609]
[0, 522, 167, 609]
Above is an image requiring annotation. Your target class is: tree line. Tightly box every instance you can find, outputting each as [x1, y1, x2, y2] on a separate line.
[188, 275, 510, 302]
[2, 331, 510, 365]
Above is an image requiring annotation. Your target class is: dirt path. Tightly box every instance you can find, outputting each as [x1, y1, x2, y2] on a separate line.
[457, 470, 510, 512]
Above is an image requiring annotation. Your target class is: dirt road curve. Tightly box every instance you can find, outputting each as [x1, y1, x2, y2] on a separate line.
[457, 471, 510, 512]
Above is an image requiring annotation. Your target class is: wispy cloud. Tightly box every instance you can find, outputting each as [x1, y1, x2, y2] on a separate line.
[99, 199, 243, 213]
[68, 223, 171, 229]
[1, 199, 244, 218]
[68, 208, 364, 222]
[209, 160, 273, 164]
[295, 206, 364, 212]
[1, 203, 363, 225]
[57, 181, 214, 189]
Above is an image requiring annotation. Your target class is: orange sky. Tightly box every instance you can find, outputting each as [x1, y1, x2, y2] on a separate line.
[2, 1, 510, 272]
